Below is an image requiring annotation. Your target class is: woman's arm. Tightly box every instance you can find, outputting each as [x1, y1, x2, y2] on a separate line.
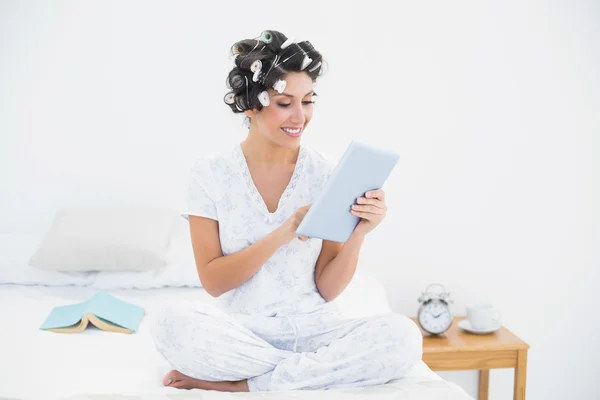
[189, 205, 311, 297]
[314, 189, 388, 301]
[189, 216, 283, 297]
[314, 232, 364, 302]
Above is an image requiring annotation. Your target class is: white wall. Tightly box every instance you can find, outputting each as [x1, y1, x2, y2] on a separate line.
[1, 1, 598, 399]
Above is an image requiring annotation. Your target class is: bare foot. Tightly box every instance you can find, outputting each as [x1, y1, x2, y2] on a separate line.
[163, 370, 249, 392]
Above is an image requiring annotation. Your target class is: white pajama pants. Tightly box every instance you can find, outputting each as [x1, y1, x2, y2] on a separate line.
[150, 302, 423, 392]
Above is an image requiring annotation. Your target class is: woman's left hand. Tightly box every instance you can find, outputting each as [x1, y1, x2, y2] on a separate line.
[350, 189, 387, 237]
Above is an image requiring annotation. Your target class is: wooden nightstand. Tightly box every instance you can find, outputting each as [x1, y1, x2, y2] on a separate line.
[411, 316, 530, 400]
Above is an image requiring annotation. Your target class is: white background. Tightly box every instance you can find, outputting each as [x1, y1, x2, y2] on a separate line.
[1, 1, 598, 399]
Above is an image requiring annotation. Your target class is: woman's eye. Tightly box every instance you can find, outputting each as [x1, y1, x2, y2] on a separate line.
[277, 101, 315, 108]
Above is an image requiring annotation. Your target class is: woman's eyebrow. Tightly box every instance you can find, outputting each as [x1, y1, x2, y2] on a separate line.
[272, 90, 314, 98]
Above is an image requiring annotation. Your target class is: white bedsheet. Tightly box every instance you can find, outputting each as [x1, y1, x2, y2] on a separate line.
[0, 283, 472, 400]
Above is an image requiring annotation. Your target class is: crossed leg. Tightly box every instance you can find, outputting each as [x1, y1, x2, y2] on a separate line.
[150, 303, 422, 392]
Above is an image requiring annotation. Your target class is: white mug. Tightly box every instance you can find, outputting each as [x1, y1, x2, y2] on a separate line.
[466, 304, 501, 330]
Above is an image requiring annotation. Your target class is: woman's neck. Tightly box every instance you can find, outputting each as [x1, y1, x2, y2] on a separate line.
[240, 130, 300, 168]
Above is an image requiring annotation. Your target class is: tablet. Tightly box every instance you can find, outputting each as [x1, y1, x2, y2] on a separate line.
[296, 140, 399, 242]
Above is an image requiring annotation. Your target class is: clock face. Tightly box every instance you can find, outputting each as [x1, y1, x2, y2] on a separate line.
[419, 301, 453, 334]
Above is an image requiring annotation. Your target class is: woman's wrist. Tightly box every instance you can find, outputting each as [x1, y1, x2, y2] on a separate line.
[349, 228, 367, 241]
[271, 225, 292, 246]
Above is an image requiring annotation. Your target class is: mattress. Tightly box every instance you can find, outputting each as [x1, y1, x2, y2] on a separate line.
[0, 283, 473, 400]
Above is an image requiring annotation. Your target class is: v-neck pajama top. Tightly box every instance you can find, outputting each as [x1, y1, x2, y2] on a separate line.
[182, 143, 336, 317]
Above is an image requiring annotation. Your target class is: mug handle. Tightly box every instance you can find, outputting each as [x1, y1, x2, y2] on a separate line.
[493, 310, 502, 323]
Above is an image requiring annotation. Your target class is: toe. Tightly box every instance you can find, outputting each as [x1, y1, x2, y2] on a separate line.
[163, 370, 181, 386]
[171, 379, 188, 389]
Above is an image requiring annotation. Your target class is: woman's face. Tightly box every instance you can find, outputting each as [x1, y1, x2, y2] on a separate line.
[245, 72, 316, 148]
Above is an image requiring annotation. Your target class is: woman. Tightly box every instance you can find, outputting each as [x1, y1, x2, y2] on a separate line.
[151, 30, 422, 392]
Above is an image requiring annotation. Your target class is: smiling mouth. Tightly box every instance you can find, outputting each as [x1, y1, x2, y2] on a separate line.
[281, 127, 303, 137]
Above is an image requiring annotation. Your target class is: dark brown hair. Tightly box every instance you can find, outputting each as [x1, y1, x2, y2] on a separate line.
[224, 30, 325, 113]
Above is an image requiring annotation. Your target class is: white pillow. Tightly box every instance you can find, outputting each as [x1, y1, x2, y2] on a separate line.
[334, 269, 392, 318]
[0, 233, 96, 286]
[28, 206, 178, 272]
[91, 227, 203, 289]
[0, 228, 201, 288]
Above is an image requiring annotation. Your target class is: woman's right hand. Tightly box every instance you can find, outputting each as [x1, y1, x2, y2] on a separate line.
[275, 204, 312, 244]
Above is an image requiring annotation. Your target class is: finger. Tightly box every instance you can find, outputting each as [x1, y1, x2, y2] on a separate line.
[296, 205, 312, 216]
[365, 189, 385, 200]
[350, 209, 381, 220]
[298, 236, 309, 241]
[351, 204, 384, 215]
[356, 197, 386, 209]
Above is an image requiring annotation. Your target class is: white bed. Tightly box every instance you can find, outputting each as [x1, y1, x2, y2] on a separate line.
[0, 276, 473, 400]
[0, 230, 471, 399]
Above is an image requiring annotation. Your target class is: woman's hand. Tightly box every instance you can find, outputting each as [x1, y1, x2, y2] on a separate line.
[351, 189, 387, 237]
[275, 204, 312, 244]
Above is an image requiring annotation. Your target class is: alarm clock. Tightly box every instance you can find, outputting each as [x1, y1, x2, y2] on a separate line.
[417, 283, 454, 335]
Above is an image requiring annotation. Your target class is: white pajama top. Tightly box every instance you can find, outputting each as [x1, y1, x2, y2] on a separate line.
[182, 143, 335, 316]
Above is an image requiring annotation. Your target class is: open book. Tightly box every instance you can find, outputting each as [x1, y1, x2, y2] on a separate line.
[40, 292, 145, 334]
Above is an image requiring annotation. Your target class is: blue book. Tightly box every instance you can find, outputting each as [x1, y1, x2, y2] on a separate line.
[40, 292, 145, 334]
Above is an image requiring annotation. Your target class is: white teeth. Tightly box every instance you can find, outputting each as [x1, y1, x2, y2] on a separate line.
[282, 128, 301, 134]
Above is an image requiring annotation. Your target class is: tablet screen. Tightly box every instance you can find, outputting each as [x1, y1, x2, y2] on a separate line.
[296, 140, 399, 242]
